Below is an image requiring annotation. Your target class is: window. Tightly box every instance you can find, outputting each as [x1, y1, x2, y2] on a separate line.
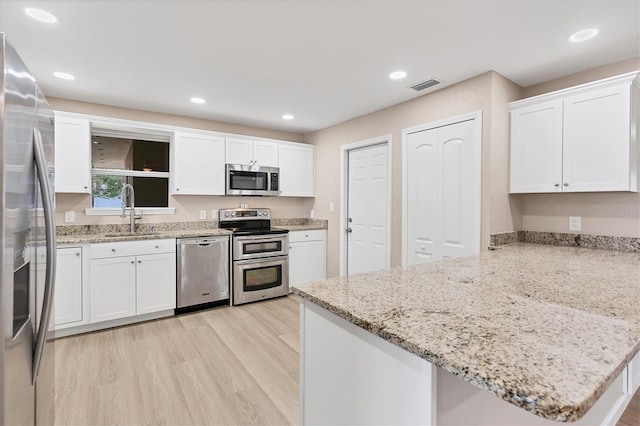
[91, 134, 170, 208]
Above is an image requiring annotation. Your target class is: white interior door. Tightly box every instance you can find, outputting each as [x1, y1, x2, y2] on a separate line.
[347, 143, 388, 276]
[407, 130, 438, 265]
[406, 118, 480, 265]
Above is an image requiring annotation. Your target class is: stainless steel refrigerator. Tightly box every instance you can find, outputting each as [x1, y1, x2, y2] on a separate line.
[0, 33, 57, 425]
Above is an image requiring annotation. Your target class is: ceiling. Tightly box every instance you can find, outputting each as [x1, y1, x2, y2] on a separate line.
[0, 1, 638, 134]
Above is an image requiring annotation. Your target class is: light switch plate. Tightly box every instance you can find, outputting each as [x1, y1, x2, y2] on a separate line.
[329, 202, 335, 213]
[200, 210, 207, 220]
[310, 209, 315, 218]
[212, 209, 218, 220]
[569, 216, 581, 231]
[64, 211, 75, 223]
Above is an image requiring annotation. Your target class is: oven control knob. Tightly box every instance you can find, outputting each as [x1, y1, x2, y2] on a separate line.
[224, 212, 230, 218]
[231, 213, 236, 217]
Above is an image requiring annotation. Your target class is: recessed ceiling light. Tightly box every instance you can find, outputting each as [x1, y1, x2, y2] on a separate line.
[25, 7, 58, 23]
[53, 72, 75, 80]
[190, 97, 205, 104]
[282, 114, 294, 120]
[389, 71, 407, 80]
[569, 28, 599, 42]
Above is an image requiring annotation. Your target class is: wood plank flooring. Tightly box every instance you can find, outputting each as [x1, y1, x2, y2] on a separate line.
[617, 388, 640, 426]
[55, 293, 640, 425]
[54, 295, 300, 425]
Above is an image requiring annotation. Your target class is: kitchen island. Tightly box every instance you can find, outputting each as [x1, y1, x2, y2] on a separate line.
[294, 243, 640, 425]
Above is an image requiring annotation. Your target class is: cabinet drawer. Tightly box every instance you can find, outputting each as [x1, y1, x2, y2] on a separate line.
[289, 230, 326, 243]
[90, 239, 176, 259]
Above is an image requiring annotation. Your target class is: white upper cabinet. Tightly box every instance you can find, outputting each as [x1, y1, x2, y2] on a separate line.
[279, 143, 315, 197]
[509, 72, 639, 193]
[171, 132, 226, 195]
[226, 137, 279, 167]
[54, 113, 91, 193]
[510, 100, 563, 193]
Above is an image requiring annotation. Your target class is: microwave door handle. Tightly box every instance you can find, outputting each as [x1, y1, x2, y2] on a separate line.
[32, 127, 57, 384]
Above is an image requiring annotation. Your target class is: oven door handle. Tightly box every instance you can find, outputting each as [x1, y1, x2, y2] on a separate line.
[234, 234, 288, 242]
[234, 255, 289, 266]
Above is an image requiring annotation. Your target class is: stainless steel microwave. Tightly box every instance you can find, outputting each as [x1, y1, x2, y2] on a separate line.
[225, 164, 280, 196]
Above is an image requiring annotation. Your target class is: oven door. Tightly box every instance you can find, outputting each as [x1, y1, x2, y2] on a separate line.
[233, 233, 289, 260]
[233, 255, 289, 305]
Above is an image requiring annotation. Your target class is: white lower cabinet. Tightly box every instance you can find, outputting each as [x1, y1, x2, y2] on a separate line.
[90, 256, 137, 322]
[136, 252, 177, 314]
[289, 230, 326, 289]
[89, 239, 176, 324]
[54, 247, 84, 326]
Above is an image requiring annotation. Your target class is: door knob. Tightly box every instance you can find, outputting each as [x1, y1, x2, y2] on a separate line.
[346, 227, 352, 233]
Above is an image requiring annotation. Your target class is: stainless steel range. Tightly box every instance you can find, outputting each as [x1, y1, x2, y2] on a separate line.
[219, 208, 289, 305]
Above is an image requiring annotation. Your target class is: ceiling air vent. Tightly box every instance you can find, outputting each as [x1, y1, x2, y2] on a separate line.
[409, 78, 441, 91]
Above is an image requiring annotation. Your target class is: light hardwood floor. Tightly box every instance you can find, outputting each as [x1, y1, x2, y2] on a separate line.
[55, 294, 640, 425]
[54, 295, 300, 425]
[617, 388, 640, 426]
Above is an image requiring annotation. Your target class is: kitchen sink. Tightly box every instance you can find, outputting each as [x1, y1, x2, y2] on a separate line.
[103, 232, 161, 238]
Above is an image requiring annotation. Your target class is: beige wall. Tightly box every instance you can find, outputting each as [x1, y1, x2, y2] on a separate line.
[522, 57, 639, 98]
[305, 72, 520, 278]
[51, 98, 311, 225]
[517, 57, 640, 238]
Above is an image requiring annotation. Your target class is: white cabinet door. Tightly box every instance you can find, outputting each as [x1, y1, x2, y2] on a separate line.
[54, 247, 83, 326]
[253, 140, 279, 167]
[136, 252, 176, 314]
[289, 231, 326, 288]
[226, 137, 253, 164]
[509, 100, 563, 193]
[226, 138, 279, 167]
[279, 143, 314, 196]
[90, 256, 136, 322]
[54, 113, 91, 193]
[563, 85, 632, 192]
[172, 132, 225, 195]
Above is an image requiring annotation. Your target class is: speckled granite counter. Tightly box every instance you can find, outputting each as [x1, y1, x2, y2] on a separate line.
[57, 228, 232, 245]
[272, 218, 328, 232]
[294, 243, 640, 422]
[56, 218, 327, 244]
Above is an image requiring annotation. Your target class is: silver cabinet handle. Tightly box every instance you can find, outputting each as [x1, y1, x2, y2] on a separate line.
[76, 252, 80, 256]
[138, 260, 142, 263]
[32, 127, 57, 384]
[112, 248, 116, 252]
[131, 261, 135, 264]
[564, 183, 569, 187]
[346, 228, 352, 233]
[554, 183, 560, 187]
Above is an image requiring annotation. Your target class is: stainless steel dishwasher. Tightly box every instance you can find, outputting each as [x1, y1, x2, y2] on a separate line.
[176, 236, 230, 311]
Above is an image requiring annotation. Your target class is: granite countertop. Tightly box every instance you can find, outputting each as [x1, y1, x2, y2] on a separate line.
[56, 228, 232, 245]
[56, 218, 328, 245]
[293, 243, 640, 422]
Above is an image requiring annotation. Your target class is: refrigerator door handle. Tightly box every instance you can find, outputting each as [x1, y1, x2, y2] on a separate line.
[32, 127, 57, 384]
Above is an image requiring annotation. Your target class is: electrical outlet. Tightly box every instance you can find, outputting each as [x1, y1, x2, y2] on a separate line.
[310, 209, 315, 218]
[329, 202, 335, 213]
[569, 216, 581, 231]
[212, 209, 218, 220]
[64, 211, 75, 223]
[199, 210, 207, 220]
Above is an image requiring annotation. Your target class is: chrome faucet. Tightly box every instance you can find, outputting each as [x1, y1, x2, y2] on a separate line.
[120, 183, 139, 233]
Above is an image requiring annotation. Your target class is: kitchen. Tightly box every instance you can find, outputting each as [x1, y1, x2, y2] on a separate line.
[0, 1, 639, 425]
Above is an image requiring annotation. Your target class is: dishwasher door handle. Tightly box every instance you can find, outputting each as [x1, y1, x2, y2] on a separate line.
[198, 242, 212, 247]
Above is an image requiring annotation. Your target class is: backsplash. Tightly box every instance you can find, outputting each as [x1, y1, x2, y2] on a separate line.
[490, 231, 640, 253]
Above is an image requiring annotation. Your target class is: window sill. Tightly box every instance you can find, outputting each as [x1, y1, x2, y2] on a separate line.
[85, 207, 176, 216]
